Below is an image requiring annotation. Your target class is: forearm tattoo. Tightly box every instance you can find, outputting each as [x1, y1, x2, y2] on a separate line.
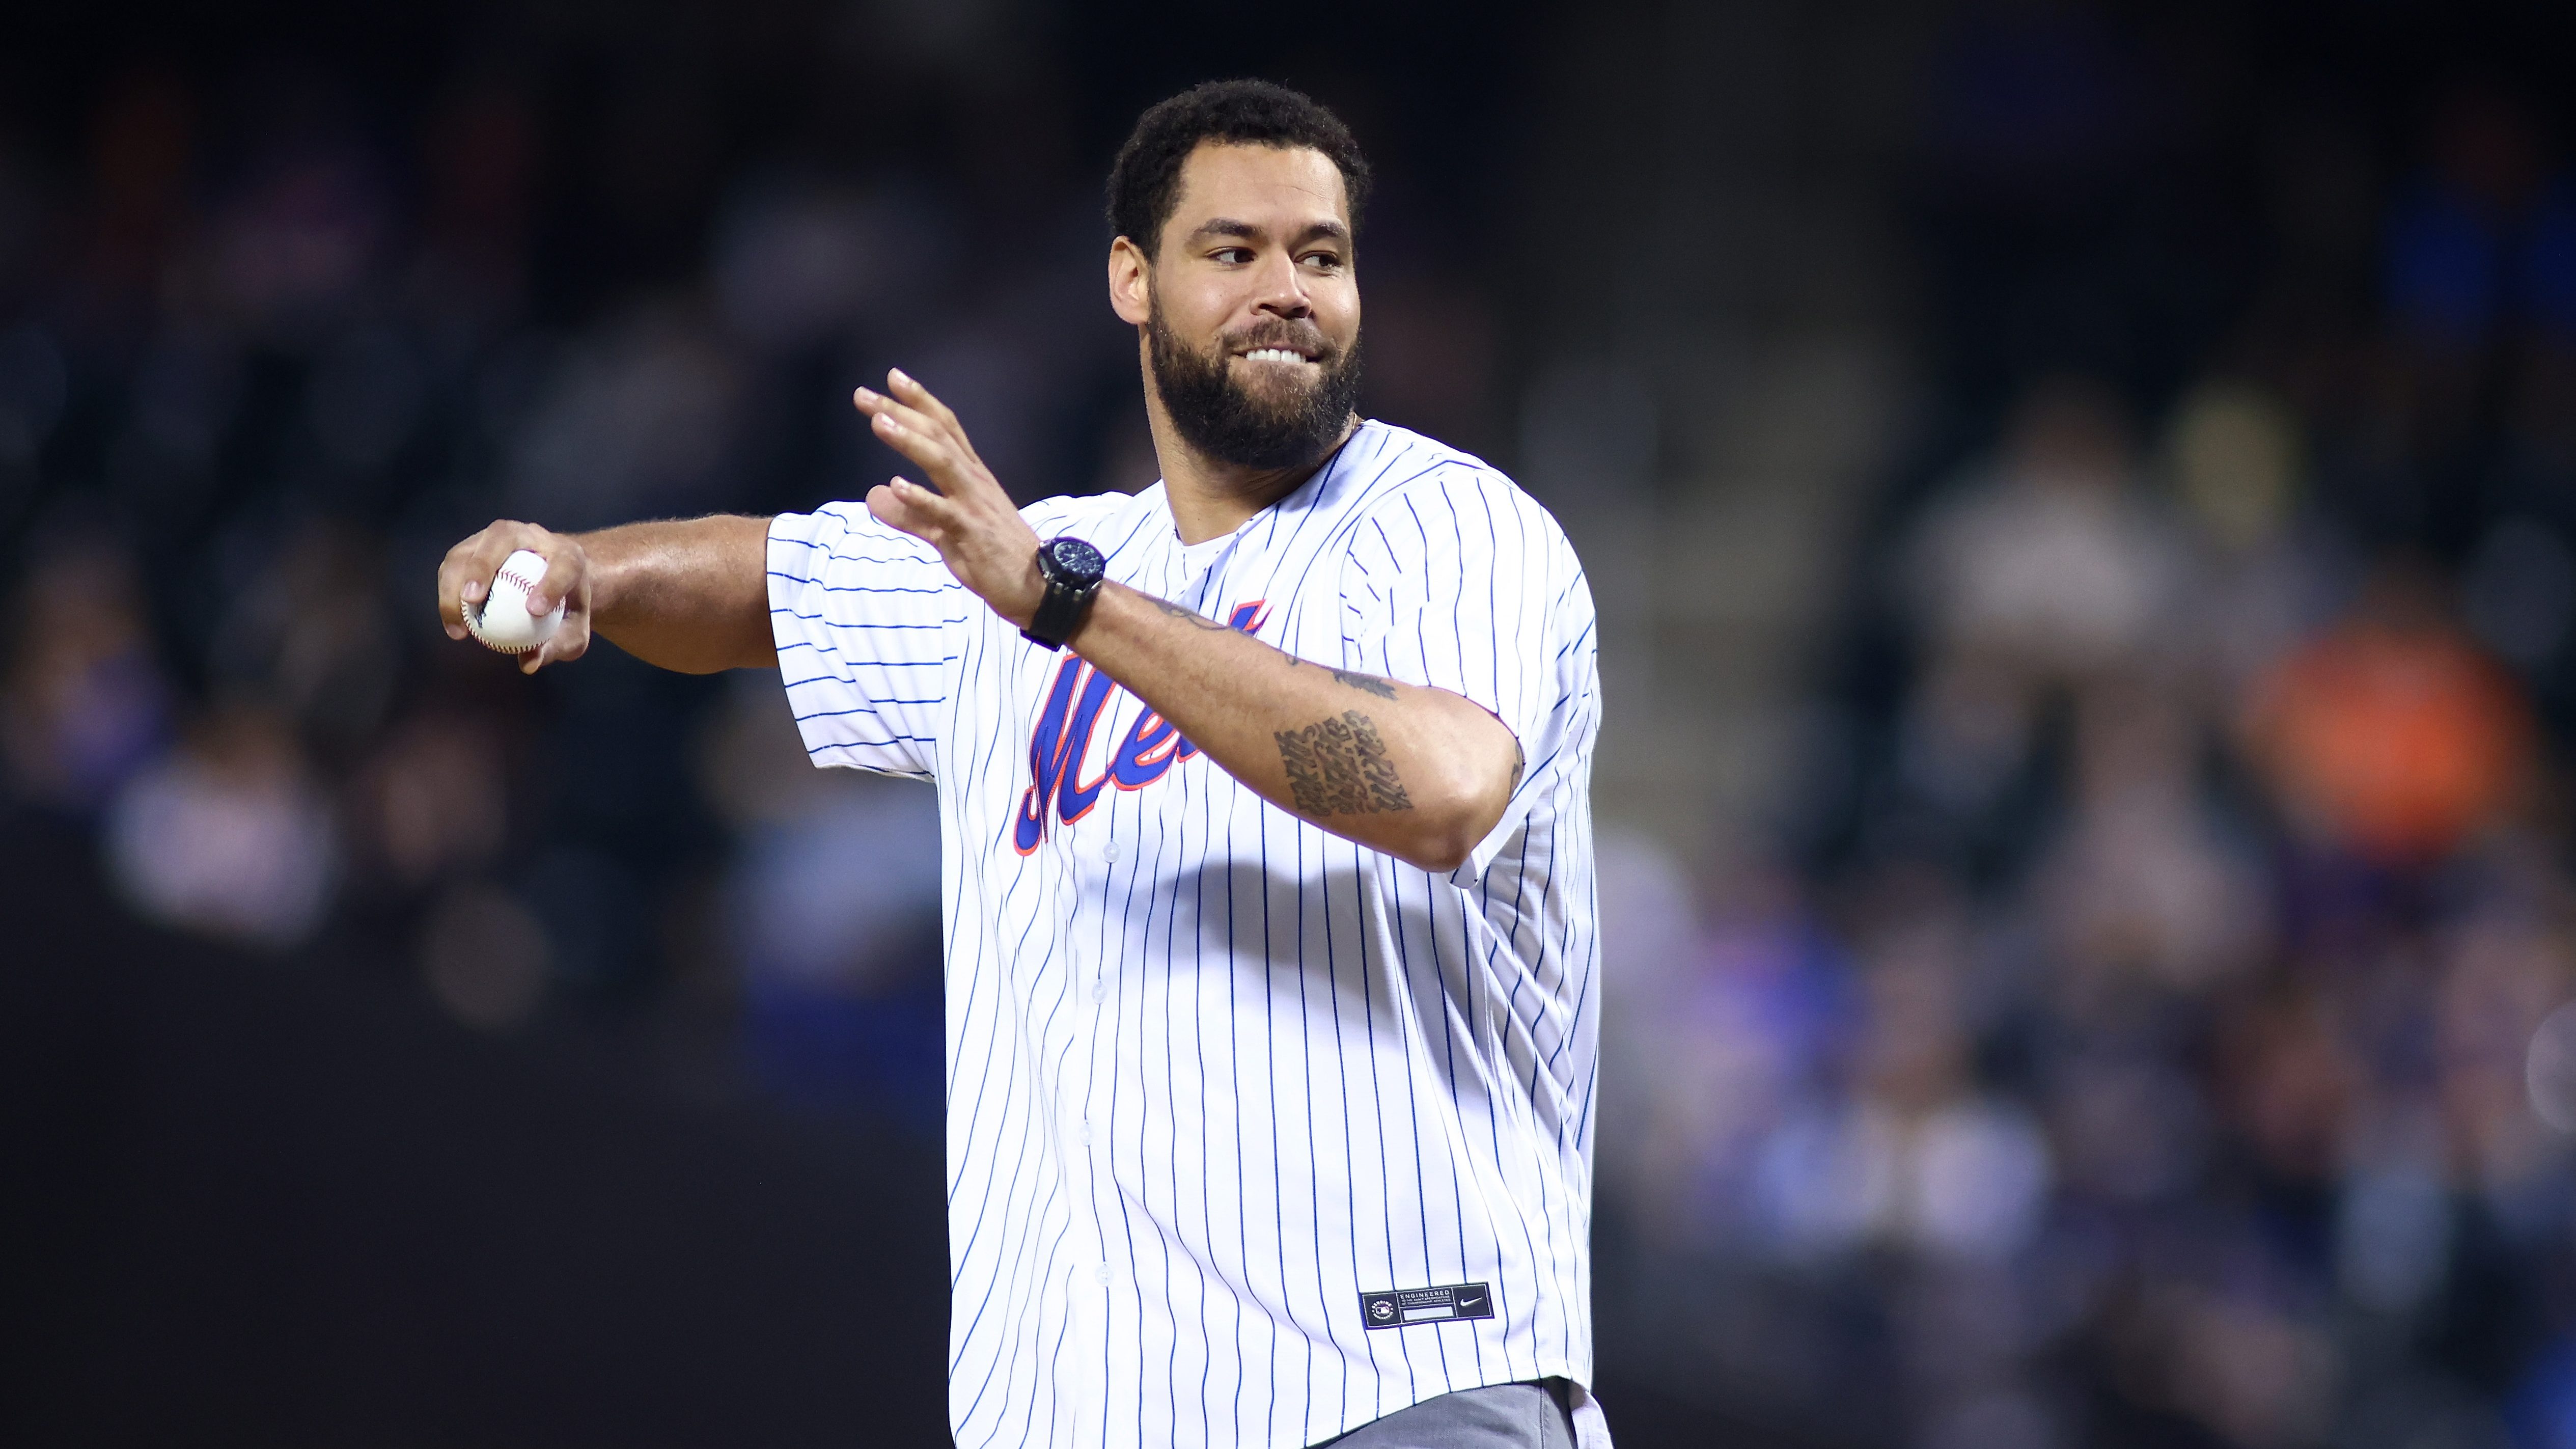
[1271, 642, 1402, 700]
[1275, 710, 1415, 816]
[1329, 669, 1397, 699]
[1147, 595, 1235, 632]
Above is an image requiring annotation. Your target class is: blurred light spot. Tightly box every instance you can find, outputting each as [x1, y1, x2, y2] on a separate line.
[2167, 379, 2303, 555]
[104, 706, 337, 949]
[2, 536, 170, 811]
[1912, 1099, 2054, 1259]
[2526, 1000, 2576, 1133]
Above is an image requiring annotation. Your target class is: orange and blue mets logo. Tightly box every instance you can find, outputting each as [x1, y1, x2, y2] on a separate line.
[1012, 601, 1266, 853]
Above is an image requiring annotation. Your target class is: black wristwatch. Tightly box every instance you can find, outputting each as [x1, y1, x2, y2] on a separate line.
[1021, 536, 1106, 650]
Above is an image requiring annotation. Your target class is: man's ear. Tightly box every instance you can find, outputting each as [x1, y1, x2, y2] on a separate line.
[1108, 237, 1152, 326]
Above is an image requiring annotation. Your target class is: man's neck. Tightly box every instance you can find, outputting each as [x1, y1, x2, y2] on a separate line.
[1146, 400, 1360, 546]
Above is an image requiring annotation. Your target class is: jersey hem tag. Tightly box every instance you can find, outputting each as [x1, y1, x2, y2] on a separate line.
[1360, 1281, 1494, 1329]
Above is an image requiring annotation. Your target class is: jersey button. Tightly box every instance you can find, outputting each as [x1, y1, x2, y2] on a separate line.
[1079, 1120, 1093, 1146]
[1103, 838, 1119, 861]
[1094, 1264, 1112, 1286]
[1091, 978, 1107, 1002]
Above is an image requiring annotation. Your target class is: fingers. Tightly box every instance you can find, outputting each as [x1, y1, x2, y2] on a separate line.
[438, 540, 478, 637]
[529, 545, 584, 619]
[850, 378, 945, 444]
[436, 520, 585, 658]
[866, 477, 962, 540]
[864, 408, 1001, 510]
[854, 388, 951, 455]
[851, 369, 954, 434]
[520, 612, 592, 674]
[885, 367, 972, 451]
[438, 523, 534, 638]
[852, 371, 996, 496]
[849, 371, 1043, 628]
[522, 552, 591, 672]
[865, 482, 907, 534]
[860, 400, 948, 480]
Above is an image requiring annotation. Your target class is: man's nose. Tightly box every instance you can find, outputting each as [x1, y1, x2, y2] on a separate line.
[1249, 251, 1312, 316]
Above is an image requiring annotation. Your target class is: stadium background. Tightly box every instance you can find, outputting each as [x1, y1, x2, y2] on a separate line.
[9, 2, 2576, 1446]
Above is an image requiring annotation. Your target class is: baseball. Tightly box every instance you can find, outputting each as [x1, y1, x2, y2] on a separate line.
[465, 549, 564, 654]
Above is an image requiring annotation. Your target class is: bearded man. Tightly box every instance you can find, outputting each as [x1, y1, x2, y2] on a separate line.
[437, 79, 1605, 1449]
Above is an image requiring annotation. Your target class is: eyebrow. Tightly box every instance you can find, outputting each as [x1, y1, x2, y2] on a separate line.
[1187, 217, 1352, 248]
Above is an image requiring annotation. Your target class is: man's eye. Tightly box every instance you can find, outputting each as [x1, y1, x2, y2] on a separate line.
[1301, 253, 1345, 271]
[1212, 247, 1254, 264]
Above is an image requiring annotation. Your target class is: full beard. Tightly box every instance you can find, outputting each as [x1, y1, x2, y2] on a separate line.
[1147, 304, 1363, 473]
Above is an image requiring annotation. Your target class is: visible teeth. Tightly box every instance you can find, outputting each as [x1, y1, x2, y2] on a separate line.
[1243, 348, 1309, 364]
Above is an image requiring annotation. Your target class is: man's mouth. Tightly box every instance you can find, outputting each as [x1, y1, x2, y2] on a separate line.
[1238, 346, 1316, 366]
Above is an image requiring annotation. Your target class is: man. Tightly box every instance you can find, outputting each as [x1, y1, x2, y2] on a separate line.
[437, 80, 1603, 1449]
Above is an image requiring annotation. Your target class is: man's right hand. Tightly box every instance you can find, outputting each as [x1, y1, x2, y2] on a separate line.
[439, 520, 593, 675]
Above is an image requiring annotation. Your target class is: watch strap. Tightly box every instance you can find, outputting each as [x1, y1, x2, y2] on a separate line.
[1020, 543, 1102, 650]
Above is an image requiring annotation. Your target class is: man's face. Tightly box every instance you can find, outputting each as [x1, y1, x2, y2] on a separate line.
[1138, 143, 1363, 471]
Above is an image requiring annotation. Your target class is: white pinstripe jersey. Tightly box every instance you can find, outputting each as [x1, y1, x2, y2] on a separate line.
[767, 421, 1605, 1448]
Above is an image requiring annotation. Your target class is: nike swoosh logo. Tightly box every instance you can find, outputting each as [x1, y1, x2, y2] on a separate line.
[1457, 1294, 1485, 1311]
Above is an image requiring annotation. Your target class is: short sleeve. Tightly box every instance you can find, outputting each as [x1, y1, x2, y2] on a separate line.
[1339, 469, 1595, 876]
[768, 503, 972, 781]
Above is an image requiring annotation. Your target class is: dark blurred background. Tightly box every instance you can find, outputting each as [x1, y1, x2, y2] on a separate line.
[8, 1, 2576, 1446]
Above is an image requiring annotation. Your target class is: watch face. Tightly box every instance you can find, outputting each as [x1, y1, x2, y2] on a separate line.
[1045, 537, 1105, 584]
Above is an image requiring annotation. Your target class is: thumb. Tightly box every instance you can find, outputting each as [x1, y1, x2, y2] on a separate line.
[867, 478, 948, 540]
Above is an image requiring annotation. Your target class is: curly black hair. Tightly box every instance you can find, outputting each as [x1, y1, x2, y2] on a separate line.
[1106, 80, 1371, 260]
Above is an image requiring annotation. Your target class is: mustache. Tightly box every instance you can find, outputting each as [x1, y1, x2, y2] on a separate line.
[1221, 321, 1338, 364]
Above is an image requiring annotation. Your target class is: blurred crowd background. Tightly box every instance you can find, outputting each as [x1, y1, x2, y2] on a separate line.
[9, 2, 2576, 1447]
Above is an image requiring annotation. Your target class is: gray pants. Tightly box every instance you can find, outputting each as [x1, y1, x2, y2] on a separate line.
[1315, 1380, 1577, 1447]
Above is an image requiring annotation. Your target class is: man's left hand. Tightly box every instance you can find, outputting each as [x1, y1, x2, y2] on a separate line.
[852, 369, 1047, 628]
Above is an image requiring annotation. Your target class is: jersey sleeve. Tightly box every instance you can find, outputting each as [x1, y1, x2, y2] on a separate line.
[1338, 467, 1595, 877]
[767, 502, 972, 781]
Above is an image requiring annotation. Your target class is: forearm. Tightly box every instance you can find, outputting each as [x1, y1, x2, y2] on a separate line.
[1069, 583, 1520, 872]
[585, 515, 778, 673]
